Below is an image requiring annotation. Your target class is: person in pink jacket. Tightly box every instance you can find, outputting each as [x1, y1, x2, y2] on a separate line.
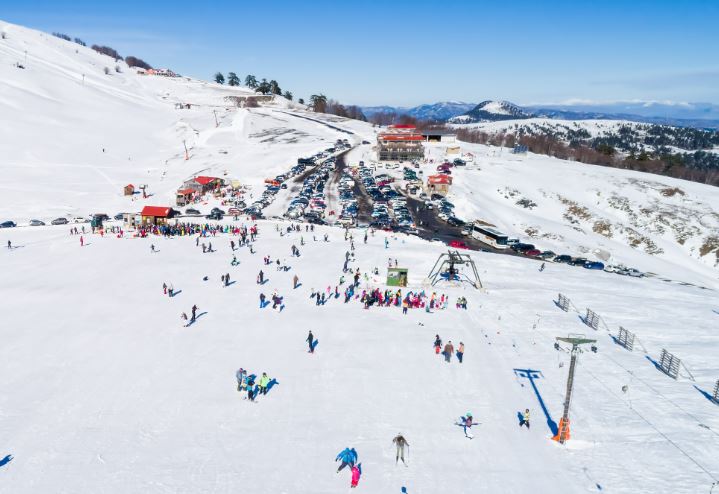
[350, 465, 361, 488]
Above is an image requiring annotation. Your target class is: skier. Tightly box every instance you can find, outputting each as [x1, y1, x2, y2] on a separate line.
[225, 272, 230, 287]
[259, 372, 270, 395]
[163, 282, 167, 295]
[259, 293, 266, 308]
[335, 448, 356, 472]
[384, 238, 389, 249]
[247, 375, 257, 401]
[457, 342, 465, 363]
[434, 335, 442, 355]
[80, 235, 84, 247]
[443, 341, 454, 363]
[191, 304, 198, 323]
[392, 433, 409, 465]
[168, 283, 174, 297]
[539, 262, 545, 272]
[6, 240, 11, 249]
[293, 274, 299, 289]
[306, 330, 315, 353]
[258, 270, 264, 284]
[521, 409, 530, 429]
[150, 244, 156, 253]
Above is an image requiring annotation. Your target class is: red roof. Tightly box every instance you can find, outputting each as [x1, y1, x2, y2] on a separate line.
[141, 206, 172, 217]
[390, 124, 416, 129]
[378, 134, 425, 141]
[176, 188, 195, 195]
[125, 184, 135, 189]
[428, 174, 453, 185]
[194, 176, 219, 185]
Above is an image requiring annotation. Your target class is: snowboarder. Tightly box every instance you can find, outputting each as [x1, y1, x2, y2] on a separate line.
[191, 304, 198, 323]
[259, 293, 266, 308]
[539, 262, 545, 272]
[434, 335, 442, 355]
[258, 270, 264, 284]
[457, 342, 465, 363]
[306, 330, 315, 353]
[150, 244, 156, 253]
[392, 433, 409, 465]
[521, 409, 530, 429]
[225, 272, 230, 286]
[247, 375, 256, 401]
[293, 274, 299, 289]
[443, 341, 454, 363]
[168, 283, 174, 297]
[163, 282, 167, 295]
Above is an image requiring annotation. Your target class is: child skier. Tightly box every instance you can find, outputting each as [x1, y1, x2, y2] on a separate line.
[392, 433, 409, 465]
[434, 335, 442, 354]
[351, 464, 361, 488]
[462, 412, 477, 439]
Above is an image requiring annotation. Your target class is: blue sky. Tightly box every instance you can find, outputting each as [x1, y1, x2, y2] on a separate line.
[2, 0, 718, 106]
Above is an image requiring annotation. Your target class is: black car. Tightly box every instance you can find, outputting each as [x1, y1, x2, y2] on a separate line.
[553, 255, 572, 264]
[211, 207, 226, 215]
[186, 208, 201, 216]
[446, 217, 465, 227]
[51, 217, 69, 225]
[569, 257, 588, 266]
[206, 212, 223, 220]
[511, 243, 536, 253]
[0, 220, 16, 228]
[114, 213, 124, 220]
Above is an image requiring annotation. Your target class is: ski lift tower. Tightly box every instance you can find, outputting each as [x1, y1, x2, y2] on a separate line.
[553, 334, 596, 444]
[427, 250, 482, 289]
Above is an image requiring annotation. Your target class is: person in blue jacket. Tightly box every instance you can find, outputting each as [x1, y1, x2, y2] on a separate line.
[336, 447, 357, 472]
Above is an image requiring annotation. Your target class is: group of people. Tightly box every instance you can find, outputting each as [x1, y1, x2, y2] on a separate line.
[434, 335, 465, 363]
[335, 448, 362, 488]
[235, 368, 276, 401]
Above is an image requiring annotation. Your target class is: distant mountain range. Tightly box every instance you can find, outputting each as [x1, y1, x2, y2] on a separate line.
[361, 101, 476, 121]
[361, 100, 719, 129]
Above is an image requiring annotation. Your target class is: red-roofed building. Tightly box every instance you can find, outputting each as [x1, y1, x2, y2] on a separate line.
[175, 188, 196, 207]
[378, 125, 425, 161]
[183, 175, 222, 194]
[427, 174, 453, 196]
[140, 205, 175, 225]
[123, 184, 135, 196]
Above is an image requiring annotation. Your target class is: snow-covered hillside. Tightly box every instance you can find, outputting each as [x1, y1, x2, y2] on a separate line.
[449, 100, 531, 123]
[0, 20, 373, 223]
[2, 222, 719, 493]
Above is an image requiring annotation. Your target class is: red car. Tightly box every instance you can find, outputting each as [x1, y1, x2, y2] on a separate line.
[524, 249, 541, 257]
[449, 240, 468, 249]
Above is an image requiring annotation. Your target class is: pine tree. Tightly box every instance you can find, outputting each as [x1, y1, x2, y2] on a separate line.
[214, 72, 225, 84]
[269, 80, 281, 95]
[283, 91, 293, 101]
[256, 79, 271, 95]
[227, 72, 240, 86]
[244, 75, 258, 89]
[298, 98, 305, 105]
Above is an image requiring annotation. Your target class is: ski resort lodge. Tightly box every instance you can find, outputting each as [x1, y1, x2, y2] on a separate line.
[421, 130, 457, 143]
[377, 124, 425, 161]
[139, 206, 175, 226]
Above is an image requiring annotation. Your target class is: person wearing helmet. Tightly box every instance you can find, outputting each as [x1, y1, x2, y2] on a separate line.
[392, 433, 409, 465]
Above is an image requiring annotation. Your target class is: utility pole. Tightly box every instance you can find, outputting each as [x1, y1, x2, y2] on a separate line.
[183, 140, 189, 160]
[213, 110, 219, 128]
[553, 334, 596, 444]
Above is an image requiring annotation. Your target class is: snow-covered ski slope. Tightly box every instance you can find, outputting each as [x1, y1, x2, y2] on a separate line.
[0, 20, 373, 222]
[1, 224, 718, 493]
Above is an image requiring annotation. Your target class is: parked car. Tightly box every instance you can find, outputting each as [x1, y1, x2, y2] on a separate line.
[210, 207, 226, 215]
[584, 261, 605, 270]
[626, 268, 644, 278]
[0, 220, 16, 228]
[29, 219, 45, 226]
[51, 217, 69, 225]
[185, 208, 201, 216]
[114, 213, 124, 221]
[537, 251, 556, 260]
[72, 216, 88, 223]
[569, 257, 588, 266]
[461, 227, 472, 236]
[449, 240, 468, 249]
[511, 243, 536, 253]
[553, 254, 572, 264]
